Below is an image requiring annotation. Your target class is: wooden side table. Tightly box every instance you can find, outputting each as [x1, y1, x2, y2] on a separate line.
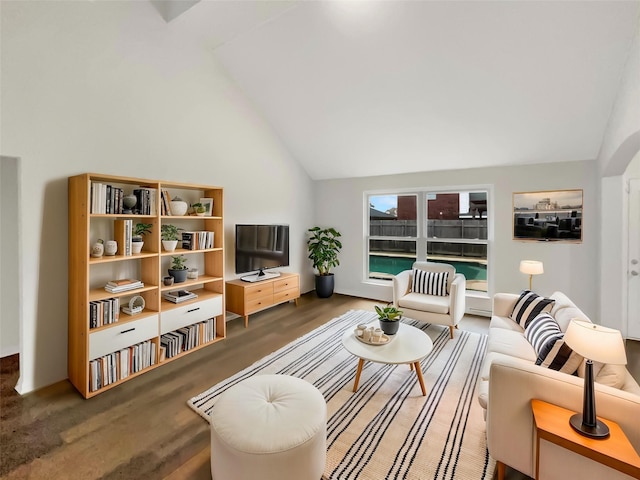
[531, 399, 640, 480]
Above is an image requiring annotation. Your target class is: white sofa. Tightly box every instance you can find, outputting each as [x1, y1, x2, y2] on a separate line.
[392, 261, 466, 339]
[478, 291, 640, 480]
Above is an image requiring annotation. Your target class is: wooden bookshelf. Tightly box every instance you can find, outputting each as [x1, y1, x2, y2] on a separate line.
[68, 173, 225, 398]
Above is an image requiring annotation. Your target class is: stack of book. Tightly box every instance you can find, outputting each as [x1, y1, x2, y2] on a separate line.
[162, 289, 198, 304]
[181, 231, 215, 250]
[89, 340, 156, 392]
[90, 183, 125, 214]
[104, 278, 143, 293]
[89, 297, 120, 328]
[159, 317, 216, 361]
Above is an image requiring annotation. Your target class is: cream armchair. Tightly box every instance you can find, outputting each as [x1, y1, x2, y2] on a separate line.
[392, 261, 466, 339]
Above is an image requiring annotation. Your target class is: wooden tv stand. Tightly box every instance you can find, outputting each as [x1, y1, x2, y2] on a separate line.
[226, 272, 300, 328]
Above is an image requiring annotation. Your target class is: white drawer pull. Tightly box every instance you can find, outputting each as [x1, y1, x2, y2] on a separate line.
[187, 307, 200, 313]
[120, 328, 135, 334]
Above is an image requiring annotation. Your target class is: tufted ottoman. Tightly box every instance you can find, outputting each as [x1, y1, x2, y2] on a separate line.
[209, 374, 327, 480]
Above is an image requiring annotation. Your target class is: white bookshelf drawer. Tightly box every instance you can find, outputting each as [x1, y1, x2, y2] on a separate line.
[160, 296, 222, 335]
[89, 314, 158, 361]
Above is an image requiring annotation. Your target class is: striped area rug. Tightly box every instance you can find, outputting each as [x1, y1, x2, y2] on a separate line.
[188, 310, 494, 480]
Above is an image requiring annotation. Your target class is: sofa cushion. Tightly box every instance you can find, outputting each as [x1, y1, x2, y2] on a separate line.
[553, 306, 590, 332]
[510, 290, 555, 329]
[549, 291, 576, 315]
[487, 327, 537, 362]
[577, 361, 626, 390]
[524, 313, 583, 374]
[398, 292, 450, 314]
[490, 315, 524, 332]
[411, 269, 449, 296]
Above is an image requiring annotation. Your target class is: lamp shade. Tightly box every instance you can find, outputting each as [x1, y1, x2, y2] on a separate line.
[519, 260, 544, 275]
[564, 319, 627, 365]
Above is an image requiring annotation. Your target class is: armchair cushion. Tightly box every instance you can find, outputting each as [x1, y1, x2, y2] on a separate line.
[510, 290, 555, 328]
[398, 292, 450, 314]
[411, 269, 449, 296]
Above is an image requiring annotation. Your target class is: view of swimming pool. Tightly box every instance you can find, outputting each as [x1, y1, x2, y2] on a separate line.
[369, 255, 487, 291]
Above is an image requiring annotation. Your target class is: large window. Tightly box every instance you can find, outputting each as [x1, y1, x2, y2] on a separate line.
[367, 190, 489, 292]
[368, 194, 417, 280]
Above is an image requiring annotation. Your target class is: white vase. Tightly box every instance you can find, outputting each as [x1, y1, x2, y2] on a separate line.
[91, 242, 104, 258]
[162, 240, 178, 252]
[132, 241, 144, 254]
[104, 240, 117, 256]
[170, 201, 188, 216]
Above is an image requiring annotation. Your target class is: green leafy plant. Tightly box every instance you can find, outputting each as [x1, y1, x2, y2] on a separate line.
[375, 304, 403, 321]
[191, 202, 206, 214]
[307, 227, 342, 276]
[170, 255, 187, 271]
[161, 224, 181, 241]
[133, 222, 152, 239]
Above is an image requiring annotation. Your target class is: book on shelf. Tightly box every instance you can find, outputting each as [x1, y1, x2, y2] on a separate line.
[162, 289, 198, 303]
[181, 231, 214, 250]
[107, 278, 139, 287]
[161, 189, 172, 215]
[90, 183, 125, 214]
[104, 279, 143, 293]
[113, 219, 133, 256]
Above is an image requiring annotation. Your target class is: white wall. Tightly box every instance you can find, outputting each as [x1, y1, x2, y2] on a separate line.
[0, 157, 21, 357]
[599, 18, 640, 177]
[598, 17, 640, 333]
[315, 160, 599, 317]
[1, 1, 314, 393]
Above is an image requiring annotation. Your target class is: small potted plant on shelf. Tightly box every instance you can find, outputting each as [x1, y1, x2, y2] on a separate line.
[191, 202, 206, 216]
[307, 226, 342, 298]
[375, 304, 403, 335]
[132, 222, 152, 254]
[161, 224, 181, 252]
[168, 255, 188, 283]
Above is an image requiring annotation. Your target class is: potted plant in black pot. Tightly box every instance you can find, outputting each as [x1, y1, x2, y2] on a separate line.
[307, 226, 342, 298]
[132, 222, 152, 254]
[375, 304, 403, 335]
[168, 255, 188, 283]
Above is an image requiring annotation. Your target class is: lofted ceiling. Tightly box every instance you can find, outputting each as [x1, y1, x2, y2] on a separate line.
[163, 1, 639, 180]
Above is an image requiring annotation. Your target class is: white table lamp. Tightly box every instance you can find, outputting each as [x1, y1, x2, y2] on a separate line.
[519, 260, 543, 290]
[563, 319, 627, 438]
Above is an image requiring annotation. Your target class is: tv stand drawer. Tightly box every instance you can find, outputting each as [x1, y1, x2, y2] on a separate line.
[274, 276, 299, 293]
[274, 287, 298, 304]
[245, 283, 274, 302]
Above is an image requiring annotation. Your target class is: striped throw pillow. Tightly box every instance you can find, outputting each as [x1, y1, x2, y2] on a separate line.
[412, 269, 449, 296]
[524, 313, 583, 374]
[510, 290, 555, 329]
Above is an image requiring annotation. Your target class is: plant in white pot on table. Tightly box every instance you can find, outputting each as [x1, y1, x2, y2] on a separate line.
[161, 224, 181, 252]
[307, 226, 342, 298]
[132, 222, 152, 254]
[168, 255, 188, 283]
[375, 304, 403, 335]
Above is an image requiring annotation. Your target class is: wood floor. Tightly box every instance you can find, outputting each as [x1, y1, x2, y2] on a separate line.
[2, 293, 638, 480]
[0, 294, 383, 479]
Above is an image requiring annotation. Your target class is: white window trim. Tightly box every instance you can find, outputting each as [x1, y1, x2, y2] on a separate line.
[364, 185, 494, 297]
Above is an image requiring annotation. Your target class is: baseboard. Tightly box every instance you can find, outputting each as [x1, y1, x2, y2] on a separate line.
[466, 308, 492, 318]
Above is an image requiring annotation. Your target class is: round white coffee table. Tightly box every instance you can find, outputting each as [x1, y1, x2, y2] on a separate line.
[341, 321, 433, 396]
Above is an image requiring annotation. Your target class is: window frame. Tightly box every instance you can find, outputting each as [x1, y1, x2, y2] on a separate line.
[365, 186, 492, 294]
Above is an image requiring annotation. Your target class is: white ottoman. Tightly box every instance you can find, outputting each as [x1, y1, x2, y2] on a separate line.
[210, 374, 327, 480]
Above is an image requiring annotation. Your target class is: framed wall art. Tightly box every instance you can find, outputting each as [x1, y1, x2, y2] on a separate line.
[513, 189, 583, 242]
[199, 197, 213, 216]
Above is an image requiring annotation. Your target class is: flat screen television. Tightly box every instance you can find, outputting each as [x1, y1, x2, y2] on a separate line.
[235, 224, 290, 280]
